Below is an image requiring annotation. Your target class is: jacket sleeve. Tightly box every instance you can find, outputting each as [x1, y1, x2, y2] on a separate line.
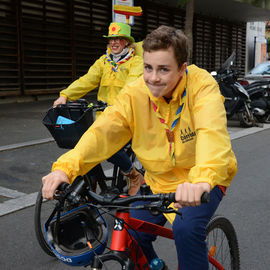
[59, 56, 105, 101]
[123, 55, 143, 87]
[188, 70, 237, 188]
[52, 90, 133, 183]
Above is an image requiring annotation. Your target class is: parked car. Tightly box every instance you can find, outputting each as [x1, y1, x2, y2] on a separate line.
[240, 61, 270, 86]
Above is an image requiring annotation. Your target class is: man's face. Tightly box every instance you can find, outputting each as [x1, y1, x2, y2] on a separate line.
[109, 37, 128, 54]
[143, 47, 186, 99]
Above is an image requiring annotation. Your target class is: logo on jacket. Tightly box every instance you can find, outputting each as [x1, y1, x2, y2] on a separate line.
[180, 127, 196, 143]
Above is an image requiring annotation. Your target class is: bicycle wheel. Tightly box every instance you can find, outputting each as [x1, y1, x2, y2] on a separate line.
[206, 215, 240, 270]
[34, 187, 56, 257]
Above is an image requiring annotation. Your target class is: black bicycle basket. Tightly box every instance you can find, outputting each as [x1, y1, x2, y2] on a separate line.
[43, 103, 94, 149]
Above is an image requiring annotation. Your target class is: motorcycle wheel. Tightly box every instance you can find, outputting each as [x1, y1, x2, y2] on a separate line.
[256, 115, 267, 123]
[239, 110, 254, 127]
[255, 111, 270, 123]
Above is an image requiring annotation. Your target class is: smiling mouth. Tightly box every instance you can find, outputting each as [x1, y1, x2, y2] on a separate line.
[148, 83, 164, 88]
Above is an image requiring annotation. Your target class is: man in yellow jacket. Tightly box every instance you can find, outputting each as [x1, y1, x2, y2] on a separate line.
[53, 22, 144, 194]
[42, 25, 237, 270]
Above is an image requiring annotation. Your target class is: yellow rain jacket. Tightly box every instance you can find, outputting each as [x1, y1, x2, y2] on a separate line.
[59, 52, 143, 105]
[134, 41, 143, 58]
[53, 64, 237, 197]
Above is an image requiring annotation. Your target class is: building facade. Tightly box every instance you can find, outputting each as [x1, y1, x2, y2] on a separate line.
[0, 0, 246, 98]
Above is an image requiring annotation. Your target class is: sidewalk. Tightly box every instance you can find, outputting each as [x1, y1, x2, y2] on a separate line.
[0, 99, 54, 148]
[0, 98, 269, 150]
[0, 93, 97, 149]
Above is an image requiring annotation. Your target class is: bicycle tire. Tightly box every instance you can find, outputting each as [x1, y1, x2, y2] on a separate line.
[34, 187, 56, 257]
[206, 215, 240, 270]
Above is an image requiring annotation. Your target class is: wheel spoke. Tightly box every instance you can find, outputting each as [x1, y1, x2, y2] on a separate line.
[207, 216, 240, 270]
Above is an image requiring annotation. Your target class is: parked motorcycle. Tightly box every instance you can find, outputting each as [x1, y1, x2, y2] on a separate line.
[244, 80, 270, 123]
[211, 51, 258, 127]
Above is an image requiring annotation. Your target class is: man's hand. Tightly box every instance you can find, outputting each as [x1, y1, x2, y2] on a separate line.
[42, 170, 70, 200]
[53, 96, 67, 107]
[174, 182, 211, 208]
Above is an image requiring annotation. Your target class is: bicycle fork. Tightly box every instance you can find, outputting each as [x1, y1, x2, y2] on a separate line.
[91, 251, 135, 270]
[91, 211, 150, 270]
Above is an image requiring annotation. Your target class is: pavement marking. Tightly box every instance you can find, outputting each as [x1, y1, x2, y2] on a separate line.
[0, 186, 26, 199]
[0, 138, 54, 152]
[1, 123, 270, 217]
[0, 192, 38, 217]
[0, 167, 113, 217]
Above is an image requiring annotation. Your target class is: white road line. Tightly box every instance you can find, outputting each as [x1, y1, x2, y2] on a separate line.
[1, 123, 270, 217]
[0, 168, 113, 217]
[0, 192, 38, 217]
[0, 186, 26, 198]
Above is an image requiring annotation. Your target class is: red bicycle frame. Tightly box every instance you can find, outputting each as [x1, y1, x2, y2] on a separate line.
[107, 210, 224, 270]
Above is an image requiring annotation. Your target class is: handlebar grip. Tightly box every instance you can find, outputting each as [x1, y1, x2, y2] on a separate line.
[53, 182, 70, 201]
[201, 192, 210, 203]
[54, 178, 85, 204]
[168, 192, 210, 204]
[168, 192, 176, 202]
[57, 182, 70, 191]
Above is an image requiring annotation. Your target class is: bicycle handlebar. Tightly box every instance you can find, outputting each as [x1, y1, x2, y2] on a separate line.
[56, 99, 108, 112]
[55, 182, 210, 209]
[87, 190, 209, 205]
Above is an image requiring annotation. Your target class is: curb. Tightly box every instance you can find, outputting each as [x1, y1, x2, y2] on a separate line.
[229, 123, 270, 140]
[0, 138, 55, 152]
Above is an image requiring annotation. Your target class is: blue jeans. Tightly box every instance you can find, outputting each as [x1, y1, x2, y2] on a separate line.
[107, 148, 133, 173]
[129, 186, 223, 270]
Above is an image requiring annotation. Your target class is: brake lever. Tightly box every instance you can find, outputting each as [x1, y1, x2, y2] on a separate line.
[144, 202, 183, 218]
[53, 183, 72, 205]
[160, 207, 183, 217]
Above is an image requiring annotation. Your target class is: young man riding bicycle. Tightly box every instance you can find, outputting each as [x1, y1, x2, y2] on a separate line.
[42, 25, 237, 270]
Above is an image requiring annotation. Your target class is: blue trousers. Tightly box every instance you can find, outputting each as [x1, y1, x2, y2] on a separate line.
[107, 148, 133, 173]
[129, 186, 223, 270]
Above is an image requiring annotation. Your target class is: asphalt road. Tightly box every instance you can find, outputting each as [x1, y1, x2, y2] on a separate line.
[0, 99, 270, 269]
